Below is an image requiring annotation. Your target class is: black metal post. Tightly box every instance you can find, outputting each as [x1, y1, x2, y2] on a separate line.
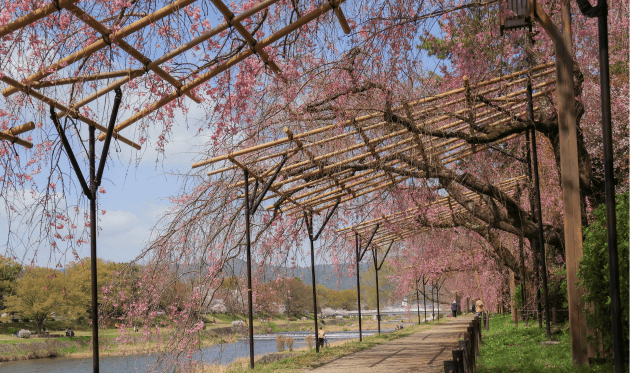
[243, 170, 255, 369]
[518, 235, 527, 318]
[530, 126, 552, 341]
[423, 276, 427, 322]
[527, 79, 549, 334]
[373, 249, 381, 334]
[597, 9, 623, 372]
[50, 89, 122, 373]
[89, 122, 99, 373]
[436, 281, 440, 321]
[431, 282, 435, 321]
[455, 291, 458, 316]
[416, 277, 421, 324]
[355, 233, 363, 341]
[306, 214, 320, 352]
[575, 1, 623, 370]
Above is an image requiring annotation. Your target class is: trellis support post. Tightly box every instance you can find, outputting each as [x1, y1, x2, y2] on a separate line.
[304, 199, 340, 352]
[527, 80, 552, 341]
[243, 170, 255, 369]
[49, 88, 122, 373]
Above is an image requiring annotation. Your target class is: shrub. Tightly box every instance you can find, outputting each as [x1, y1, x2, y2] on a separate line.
[275, 335, 286, 352]
[286, 337, 294, 351]
[305, 335, 314, 350]
[578, 191, 629, 361]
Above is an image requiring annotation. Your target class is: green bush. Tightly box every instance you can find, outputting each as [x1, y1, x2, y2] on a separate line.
[267, 322, 278, 332]
[578, 191, 629, 360]
[512, 284, 523, 309]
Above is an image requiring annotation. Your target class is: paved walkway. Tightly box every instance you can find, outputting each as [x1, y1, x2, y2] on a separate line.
[311, 315, 474, 373]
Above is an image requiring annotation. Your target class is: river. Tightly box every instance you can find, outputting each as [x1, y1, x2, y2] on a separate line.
[0, 329, 392, 372]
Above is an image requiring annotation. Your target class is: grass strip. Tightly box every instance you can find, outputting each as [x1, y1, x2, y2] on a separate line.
[477, 313, 614, 372]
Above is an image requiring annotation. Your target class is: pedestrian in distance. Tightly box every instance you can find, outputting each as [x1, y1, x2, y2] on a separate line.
[318, 326, 326, 348]
[451, 300, 458, 317]
[475, 299, 484, 318]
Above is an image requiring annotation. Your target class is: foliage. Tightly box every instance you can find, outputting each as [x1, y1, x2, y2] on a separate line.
[0, 256, 22, 311]
[478, 314, 614, 372]
[361, 263, 398, 309]
[3, 267, 83, 334]
[512, 284, 523, 309]
[578, 191, 629, 359]
[316, 285, 358, 311]
[64, 257, 116, 316]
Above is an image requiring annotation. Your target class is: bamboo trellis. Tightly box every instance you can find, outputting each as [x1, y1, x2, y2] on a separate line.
[0, 0, 352, 150]
[195, 63, 555, 224]
[338, 175, 528, 250]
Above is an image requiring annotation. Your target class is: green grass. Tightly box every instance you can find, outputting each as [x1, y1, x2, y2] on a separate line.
[477, 314, 614, 372]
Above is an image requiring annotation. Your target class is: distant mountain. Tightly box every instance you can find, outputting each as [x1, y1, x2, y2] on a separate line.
[223, 259, 370, 290]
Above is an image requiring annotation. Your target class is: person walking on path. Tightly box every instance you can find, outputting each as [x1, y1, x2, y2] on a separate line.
[475, 299, 484, 318]
[451, 300, 458, 317]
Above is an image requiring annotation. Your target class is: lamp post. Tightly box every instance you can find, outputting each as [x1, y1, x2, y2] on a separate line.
[574, 2, 623, 371]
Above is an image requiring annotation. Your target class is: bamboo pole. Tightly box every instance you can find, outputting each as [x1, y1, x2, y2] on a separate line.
[32, 69, 142, 88]
[0, 0, 80, 39]
[0, 75, 140, 149]
[5, 122, 35, 136]
[2, 0, 200, 98]
[0, 131, 33, 148]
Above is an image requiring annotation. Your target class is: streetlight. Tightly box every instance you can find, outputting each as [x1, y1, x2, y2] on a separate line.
[573, 2, 623, 372]
[500, 0, 534, 34]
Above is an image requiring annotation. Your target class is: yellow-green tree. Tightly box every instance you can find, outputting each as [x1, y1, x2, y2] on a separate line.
[4, 267, 82, 334]
[65, 258, 115, 316]
[362, 263, 397, 309]
[0, 256, 22, 311]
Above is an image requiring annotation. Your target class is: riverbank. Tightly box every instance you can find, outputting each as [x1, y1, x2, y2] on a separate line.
[0, 313, 431, 362]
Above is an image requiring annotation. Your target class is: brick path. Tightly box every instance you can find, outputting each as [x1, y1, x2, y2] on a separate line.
[310, 315, 474, 373]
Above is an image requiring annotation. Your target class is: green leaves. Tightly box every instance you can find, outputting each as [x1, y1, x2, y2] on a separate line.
[578, 191, 629, 358]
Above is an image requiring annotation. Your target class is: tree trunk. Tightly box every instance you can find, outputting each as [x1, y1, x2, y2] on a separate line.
[36, 318, 44, 335]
